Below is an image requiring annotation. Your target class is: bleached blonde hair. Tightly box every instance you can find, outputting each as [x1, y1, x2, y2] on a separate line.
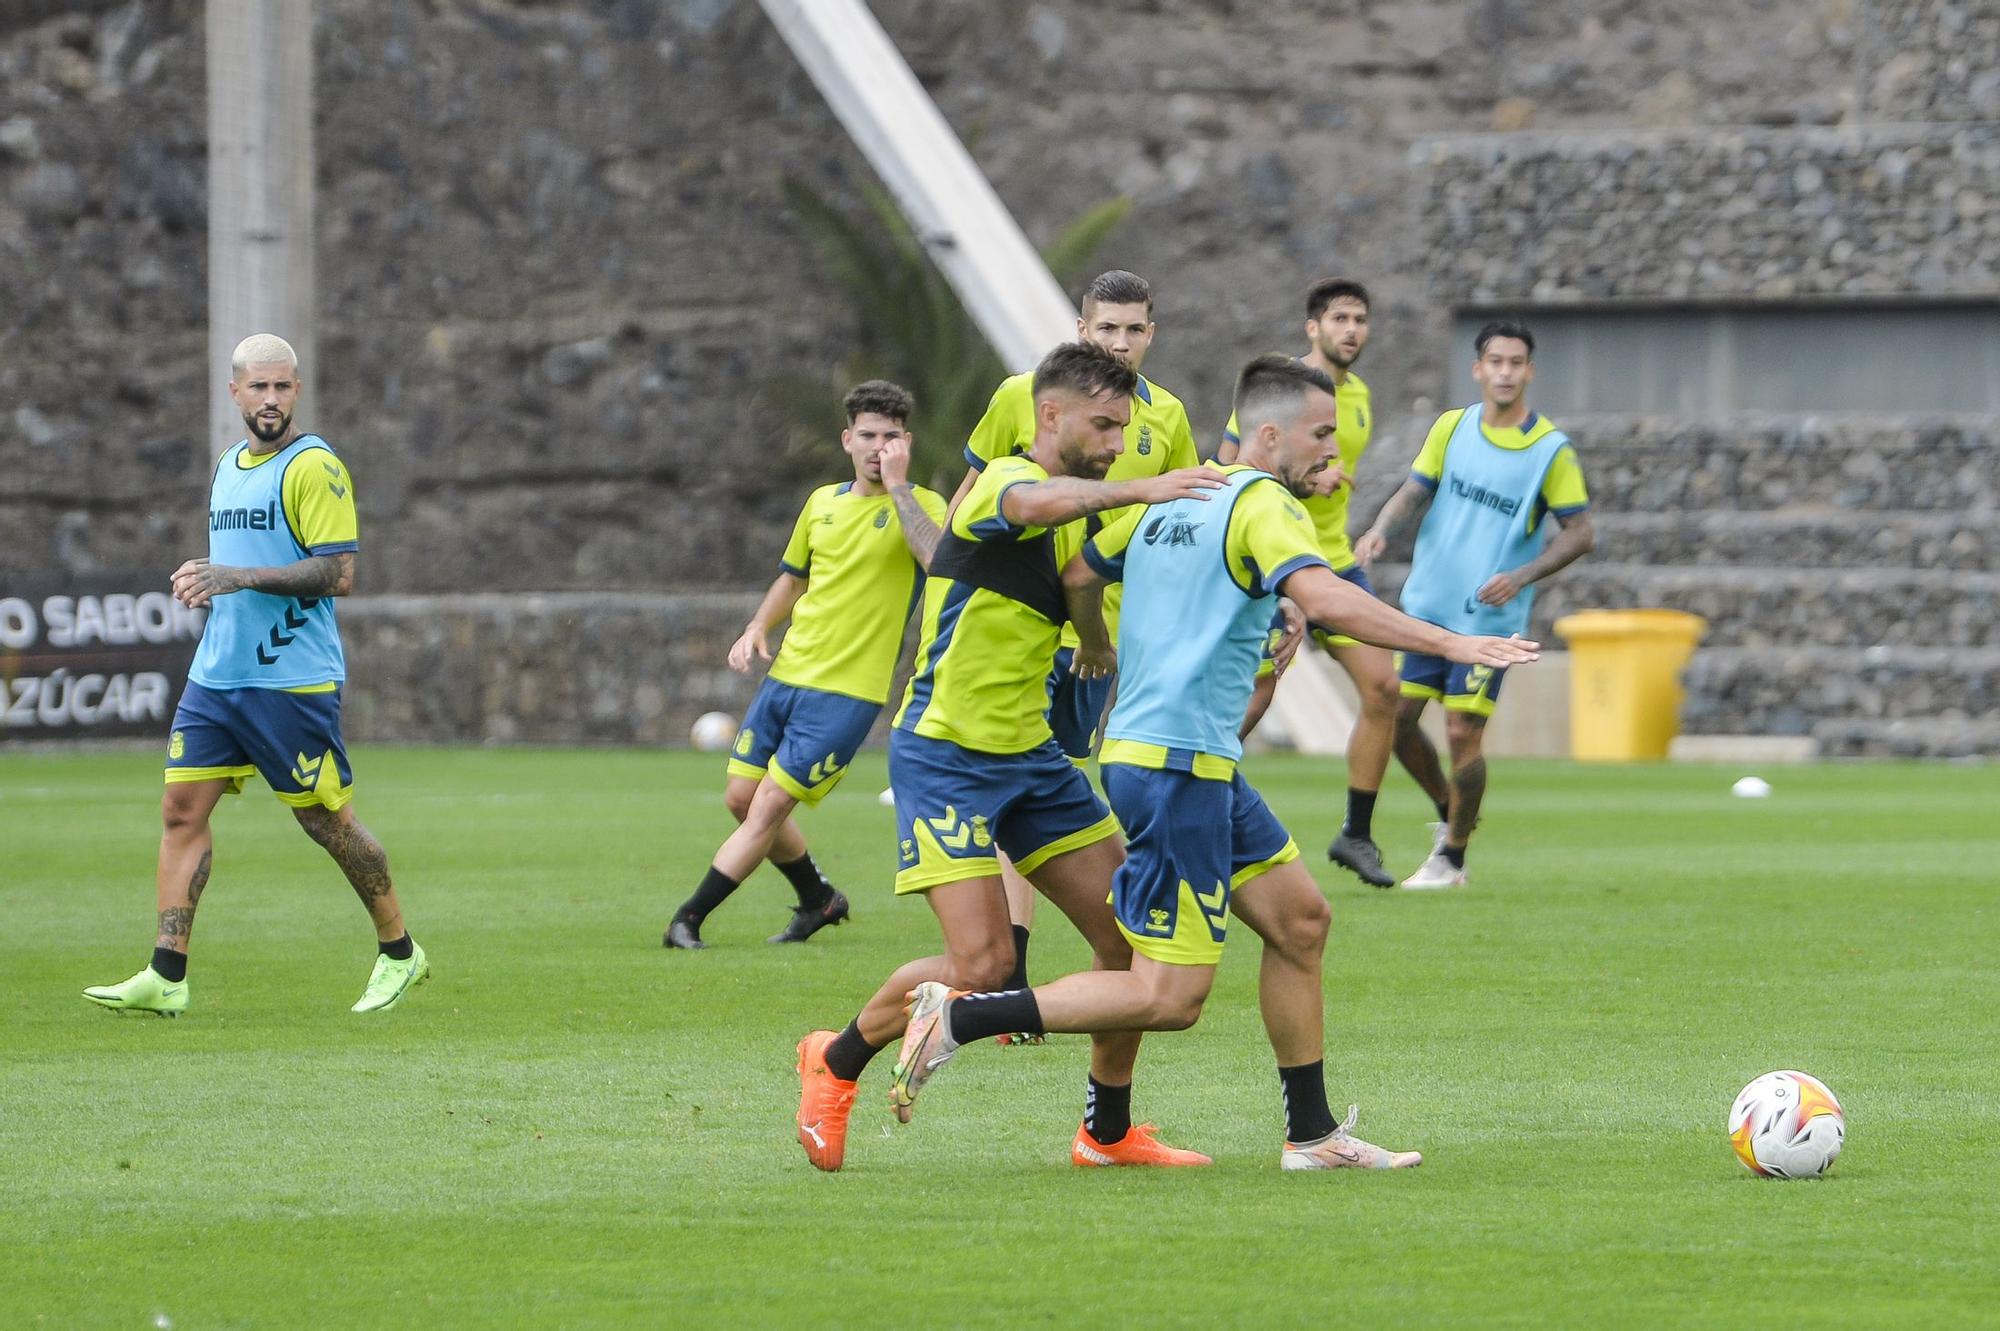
[231, 333, 299, 377]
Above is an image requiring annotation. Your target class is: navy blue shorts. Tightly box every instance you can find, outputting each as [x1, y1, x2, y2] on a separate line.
[1047, 647, 1115, 761]
[1101, 759, 1298, 965]
[728, 678, 881, 806]
[889, 729, 1120, 893]
[1398, 651, 1505, 717]
[165, 680, 353, 810]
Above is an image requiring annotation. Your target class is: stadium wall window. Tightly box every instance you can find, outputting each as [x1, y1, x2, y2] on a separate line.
[1452, 304, 2000, 415]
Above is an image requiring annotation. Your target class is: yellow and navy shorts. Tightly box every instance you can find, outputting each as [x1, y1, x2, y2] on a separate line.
[727, 679, 880, 806]
[1398, 652, 1505, 717]
[888, 729, 1120, 894]
[1101, 757, 1299, 967]
[165, 680, 353, 810]
[1046, 647, 1115, 762]
[1256, 565, 1378, 676]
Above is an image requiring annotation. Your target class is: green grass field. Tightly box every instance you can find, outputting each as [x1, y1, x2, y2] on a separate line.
[3, 747, 1995, 1329]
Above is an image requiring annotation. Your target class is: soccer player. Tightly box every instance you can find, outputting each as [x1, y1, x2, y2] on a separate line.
[1219, 278, 1448, 888]
[1354, 320, 1595, 889]
[794, 342, 1223, 1172]
[666, 382, 945, 948]
[886, 356, 1539, 1166]
[956, 270, 1201, 1002]
[84, 334, 426, 1017]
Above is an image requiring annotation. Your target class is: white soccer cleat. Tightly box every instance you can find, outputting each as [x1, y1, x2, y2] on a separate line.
[1282, 1106, 1422, 1171]
[1400, 852, 1466, 890]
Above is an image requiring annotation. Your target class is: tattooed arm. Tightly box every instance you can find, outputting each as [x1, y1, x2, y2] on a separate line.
[878, 435, 941, 570]
[1000, 467, 1225, 528]
[171, 552, 354, 609]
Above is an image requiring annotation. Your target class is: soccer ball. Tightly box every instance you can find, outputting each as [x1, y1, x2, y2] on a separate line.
[1728, 1070, 1845, 1178]
[689, 711, 738, 753]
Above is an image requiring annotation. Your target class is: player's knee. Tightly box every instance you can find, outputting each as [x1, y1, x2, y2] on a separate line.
[160, 789, 209, 836]
[1444, 712, 1485, 746]
[1289, 892, 1333, 956]
[1361, 672, 1401, 718]
[1148, 987, 1206, 1031]
[949, 939, 1016, 993]
[722, 784, 754, 822]
[1394, 700, 1427, 736]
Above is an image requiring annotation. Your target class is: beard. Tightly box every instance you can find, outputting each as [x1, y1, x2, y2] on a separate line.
[245, 409, 291, 442]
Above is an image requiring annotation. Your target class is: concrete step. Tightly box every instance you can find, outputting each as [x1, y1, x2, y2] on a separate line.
[1677, 646, 2000, 737]
[1591, 510, 2000, 573]
[1809, 717, 2000, 759]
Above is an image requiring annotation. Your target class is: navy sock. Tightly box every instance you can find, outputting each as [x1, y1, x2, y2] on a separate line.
[379, 933, 414, 961]
[1343, 787, 1378, 839]
[1434, 797, 1451, 824]
[676, 866, 741, 924]
[1085, 1076, 1132, 1146]
[1442, 843, 1466, 868]
[1279, 1060, 1337, 1142]
[151, 946, 188, 983]
[823, 1019, 881, 1082]
[946, 988, 1043, 1045]
[774, 853, 833, 910]
[1007, 924, 1030, 989]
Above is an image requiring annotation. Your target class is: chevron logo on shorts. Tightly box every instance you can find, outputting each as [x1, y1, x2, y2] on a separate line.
[1193, 880, 1228, 935]
[806, 753, 846, 785]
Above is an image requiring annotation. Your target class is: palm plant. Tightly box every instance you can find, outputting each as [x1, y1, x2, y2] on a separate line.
[769, 176, 1130, 490]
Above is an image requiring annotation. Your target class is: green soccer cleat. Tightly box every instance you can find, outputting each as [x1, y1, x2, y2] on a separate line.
[83, 966, 189, 1017]
[352, 941, 429, 1013]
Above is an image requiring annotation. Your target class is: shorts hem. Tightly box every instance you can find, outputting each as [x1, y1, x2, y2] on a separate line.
[766, 761, 837, 807]
[894, 857, 1002, 895]
[1230, 838, 1301, 890]
[725, 758, 768, 783]
[1442, 694, 1498, 717]
[165, 764, 256, 787]
[275, 785, 354, 812]
[1011, 812, 1122, 878]
[1117, 920, 1223, 968]
[1399, 681, 1444, 701]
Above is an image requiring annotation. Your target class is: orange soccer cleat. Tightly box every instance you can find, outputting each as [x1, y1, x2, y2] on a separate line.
[1071, 1121, 1213, 1167]
[796, 1029, 860, 1172]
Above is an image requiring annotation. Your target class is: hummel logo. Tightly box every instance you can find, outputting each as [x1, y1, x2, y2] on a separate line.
[323, 461, 348, 498]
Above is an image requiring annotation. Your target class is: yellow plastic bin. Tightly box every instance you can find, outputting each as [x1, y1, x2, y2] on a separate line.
[1552, 609, 1708, 762]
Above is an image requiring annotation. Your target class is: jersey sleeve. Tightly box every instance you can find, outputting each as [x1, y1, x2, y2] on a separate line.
[915, 486, 949, 523]
[1541, 444, 1590, 516]
[281, 449, 359, 555]
[1226, 480, 1330, 598]
[1410, 410, 1462, 489]
[951, 455, 1045, 541]
[963, 375, 1033, 471]
[1221, 409, 1241, 448]
[1081, 503, 1144, 582]
[779, 491, 817, 576]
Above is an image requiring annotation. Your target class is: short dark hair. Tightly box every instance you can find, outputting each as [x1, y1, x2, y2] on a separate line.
[843, 379, 914, 424]
[1081, 269, 1153, 316]
[1232, 353, 1336, 434]
[1305, 278, 1371, 321]
[1473, 320, 1535, 358]
[1032, 341, 1138, 404]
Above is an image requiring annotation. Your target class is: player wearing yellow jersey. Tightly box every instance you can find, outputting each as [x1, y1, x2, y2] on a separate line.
[84, 334, 426, 1017]
[668, 382, 945, 949]
[1220, 279, 1445, 889]
[794, 343, 1223, 1171]
[885, 357, 1536, 1167]
[1355, 322, 1595, 889]
[954, 270, 1201, 1008]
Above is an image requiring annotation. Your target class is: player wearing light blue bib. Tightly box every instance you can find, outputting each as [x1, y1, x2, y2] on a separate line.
[85, 334, 427, 1019]
[884, 357, 1538, 1170]
[1355, 320, 1596, 889]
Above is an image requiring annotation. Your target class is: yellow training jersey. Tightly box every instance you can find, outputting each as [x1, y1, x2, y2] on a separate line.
[963, 369, 1199, 649]
[1411, 406, 1589, 527]
[894, 454, 1086, 754]
[768, 480, 946, 705]
[1223, 371, 1371, 571]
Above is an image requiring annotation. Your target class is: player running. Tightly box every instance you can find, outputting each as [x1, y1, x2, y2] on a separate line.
[1354, 320, 1595, 889]
[666, 382, 945, 949]
[84, 334, 426, 1017]
[794, 342, 1223, 1172]
[955, 270, 1201, 1004]
[886, 356, 1539, 1166]
[1220, 278, 1449, 888]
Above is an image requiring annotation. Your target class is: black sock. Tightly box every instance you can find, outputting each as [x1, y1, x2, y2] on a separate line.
[946, 988, 1043, 1045]
[1279, 1060, 1337, 1142]
[151, 947, 188, 983]
[1007, 924, 1031, 989]
[1343, 787, 1378, 840]
[774, 853, 833, 910]
[1085, 1076, 1132, 1146]
[823, 1019, 882, 1082]
[379, 933, 414, 961]
[676, 865, 741, 924]
[1434, 797, 1451, 824]
[1442, 843, 1466, 868]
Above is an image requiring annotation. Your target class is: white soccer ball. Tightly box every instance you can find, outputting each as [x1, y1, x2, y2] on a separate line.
[1732, 775, 1772, 798]
[1728, 1070, 1845, 1178]
[689, 711, 739, 753]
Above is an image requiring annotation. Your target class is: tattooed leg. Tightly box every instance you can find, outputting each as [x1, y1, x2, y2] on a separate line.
[294, 805, 406, 942]
[156, 780, 227, 950]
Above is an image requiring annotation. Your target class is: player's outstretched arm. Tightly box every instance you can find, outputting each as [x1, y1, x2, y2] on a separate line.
[728, 572, 806, 673]
[1280, 564, 1538, 667]
[1353, 478, 1435, 566]
[1058, 554, 1115, 679]
[1477, 511, 1596, 607]
[170, 552, 355, 609]
[1001, 467, 1224, 528]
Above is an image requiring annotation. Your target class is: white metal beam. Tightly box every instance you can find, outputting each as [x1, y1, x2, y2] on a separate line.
[758, 0, 1075, 372]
